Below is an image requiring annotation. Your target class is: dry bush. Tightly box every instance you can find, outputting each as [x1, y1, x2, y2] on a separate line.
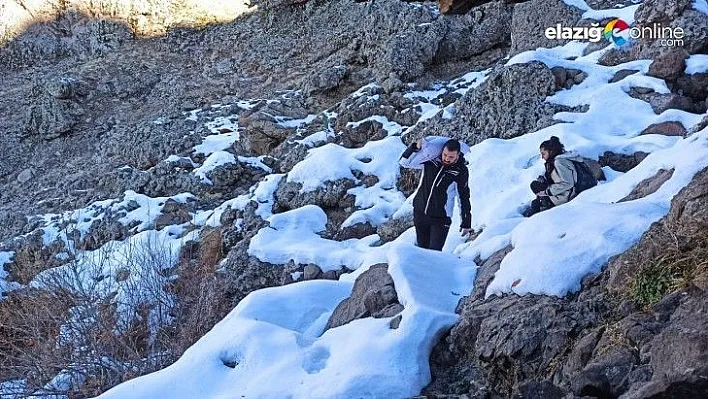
[630, 224, 708, 308]
[160, 227, 233, 356]
[0, 225, 234, 397]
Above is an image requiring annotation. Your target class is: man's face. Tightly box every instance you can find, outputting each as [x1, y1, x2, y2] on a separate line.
[442, 148, 459, 166]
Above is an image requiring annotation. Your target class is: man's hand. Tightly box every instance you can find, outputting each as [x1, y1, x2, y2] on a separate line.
[460, 227, 471, 237]
[416, 137, 424, 149]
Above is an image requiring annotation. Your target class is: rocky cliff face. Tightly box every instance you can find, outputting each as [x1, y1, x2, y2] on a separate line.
[1, 0, 707, 397]
[424, 167, 708, 398]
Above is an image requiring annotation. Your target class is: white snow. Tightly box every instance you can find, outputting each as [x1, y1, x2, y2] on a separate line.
[31, 190, 194, 251]
[287, 136, 407, 228]
[274, 114, 317, 129]
[237, 155, 273, 173]
[694, 0, 708, 15]
[204, 116, 239, 135]
[562, 0, 639, 22]
[685, 54, 708, 74]
[10, 25, 708, 397]
[1, 251, 20, 298]
[346, 115, 404, 136]
[485, 130, 708, 297]
[193, 130, 239, 155]
[31, 227, 200, 338]
[193, 151, 236, 184]
[248, 205, 384, 271]
[184, 109, 201, 121]
[97, 243, 475, 399]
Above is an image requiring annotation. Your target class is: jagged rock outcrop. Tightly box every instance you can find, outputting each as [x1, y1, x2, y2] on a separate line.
[424, 167, 708, 398]
[415, 61, 565, 145]
[23, 77, 87, 140]
[325, 263, 404, 330]
[509, 0, 584, 56]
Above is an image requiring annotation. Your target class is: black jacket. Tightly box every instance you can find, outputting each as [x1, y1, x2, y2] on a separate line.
[400, 143, 472, 229]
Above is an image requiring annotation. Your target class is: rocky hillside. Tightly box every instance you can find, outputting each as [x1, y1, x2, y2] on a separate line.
[1, 0, 707, 397]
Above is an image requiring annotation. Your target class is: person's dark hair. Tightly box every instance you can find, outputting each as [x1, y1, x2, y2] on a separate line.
[540, 136, 565, 158]
[444, 139, 461, 153]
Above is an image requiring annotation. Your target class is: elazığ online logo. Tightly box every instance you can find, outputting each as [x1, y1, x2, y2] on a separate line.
[545, 18, 685, 47]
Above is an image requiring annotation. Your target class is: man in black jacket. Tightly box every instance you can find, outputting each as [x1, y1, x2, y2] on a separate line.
[399, 137, 472, 251]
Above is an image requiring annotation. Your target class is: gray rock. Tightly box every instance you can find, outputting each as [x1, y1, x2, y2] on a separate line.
[23, 83, 86, 140]
[625, 293, 708, 398]
[325, 263, 403, 330]
[397, 166, 420, 197]
[222, 237, 288, 304]
[377, 212, 414, 244]
[304, 65, 349, 96]
[381, 73, 404, 94]
[512, 380, 566, 399]
[468, 245, 512, 302]
[675, 72, 708, 103]
[274, 179, 356, 212]
[382, 21, 445, 82]
[338, 120, 387, 148]
[644, 93, 695, 114]
[333, 222, 377, 241]
[435, 1, 513, 62]
[634, 0, 692, 25]
[646, 48, 689, 81]
[581, 157, 606, 181]
[599, 47, 635, 67]
[607, 167, 708, 293]
[303, 264, 323, 280]
[16, 168, 35, 184]
[154, 199, 193, 230]
[609, 69, 640, 83]
[389, 314, 402, 329]
[640, 121, 687, 137]
[619, 168, 674, 202]
[510, 0, 583, 56]
[670, 10, 708, 55]
[599, 151, 649, 173]
[563, 327, 604, 377]
[574, 348, 636, 397]
[423, 61, 561, 145]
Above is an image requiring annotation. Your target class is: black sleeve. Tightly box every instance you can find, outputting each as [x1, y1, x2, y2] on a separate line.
[457, 166, 472, 229]
[400, 142, 418, 159]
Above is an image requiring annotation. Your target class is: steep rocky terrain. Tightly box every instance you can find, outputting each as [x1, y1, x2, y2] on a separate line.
[1, 0, 707, 397]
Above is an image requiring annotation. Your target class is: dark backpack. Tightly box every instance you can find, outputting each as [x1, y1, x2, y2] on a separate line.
[570, 160, 598, 196]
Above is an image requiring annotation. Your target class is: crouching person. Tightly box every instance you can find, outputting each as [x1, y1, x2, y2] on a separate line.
[399, 136, 472, 251]
[523, 136, 595, 217]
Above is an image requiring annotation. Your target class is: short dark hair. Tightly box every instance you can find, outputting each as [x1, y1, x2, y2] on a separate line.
[540, 136, 565, 158]
[444, 139, 461, 153]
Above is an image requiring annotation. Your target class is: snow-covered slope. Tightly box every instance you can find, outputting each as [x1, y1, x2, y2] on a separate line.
[2, 1, 708, 397]
[93, 36, 708, 399]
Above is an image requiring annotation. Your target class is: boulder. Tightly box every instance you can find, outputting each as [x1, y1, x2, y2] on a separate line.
[510, 0, 583, 56]
[304, 65, 349, 96]
[640, 121, 687, 137]
[376, 212, 414, 244]
[154, 199, 193, 230]
[646, 48, 689, 81]
[324, 263, 403, 330]
[599, 151, 649, 173]
[619, 168, 674, 202]
[427, 61, 562, 145]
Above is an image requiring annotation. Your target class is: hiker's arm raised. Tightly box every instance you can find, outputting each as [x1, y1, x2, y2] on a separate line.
[399, 138, 437, 169]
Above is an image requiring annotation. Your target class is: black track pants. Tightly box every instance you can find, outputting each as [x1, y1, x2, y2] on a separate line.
[414, 213, 451, 251]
